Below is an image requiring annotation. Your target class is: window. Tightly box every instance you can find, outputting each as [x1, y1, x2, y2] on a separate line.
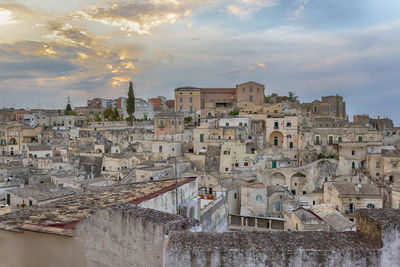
[257, 88, 259, 92]
[200, 134, 204, 142]
[159, 146, 162, 152]
[256, 195, 262, 201]
[190, 97, 193, 103]
[328, 136, 333, 144]
[352, 162, 355, 169]
[178, 120, 182, 125]
[274, 136, 278, 146]
[29, 200, 32, 206]
[290, 142, 293, 149]
[234, 193, 237, 199]
[275, 201, 282, 212]
[287, 135, 292, 139]
[367, 204, 375, 209]
[287, 122, 292, 127]
[171, 120, 175, 125]
[392, 162, 398, 169]
[225, 122, 229, 126]
[179, 97, 183, 103]
[338, 136, 342, 143]
[352, 151, 355, 156]
[159, 119, 164, 127]
[315, 136, 320, 144]
[249, 85, 253, 92]
[358, 136, 363, 142]
[274, 122, 279, 129]
[249, 95, 253, 102]
[376, 162, 381, 168]
[243, 88, 245, 92]
[225, 168, 228, 172]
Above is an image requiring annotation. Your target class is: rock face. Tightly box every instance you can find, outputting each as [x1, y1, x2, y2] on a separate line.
[164, 209, 400, 267]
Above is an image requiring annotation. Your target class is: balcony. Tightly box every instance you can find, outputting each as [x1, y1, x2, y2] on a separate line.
[228, 214, 285, 231]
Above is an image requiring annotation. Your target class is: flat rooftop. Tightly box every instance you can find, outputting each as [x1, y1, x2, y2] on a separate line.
[0, 178, 195, 236]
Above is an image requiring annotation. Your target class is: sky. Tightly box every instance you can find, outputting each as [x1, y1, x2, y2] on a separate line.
[0, 0, 399, 124]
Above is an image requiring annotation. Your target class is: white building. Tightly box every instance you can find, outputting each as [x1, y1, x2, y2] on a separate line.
[28, 145, 53, 158]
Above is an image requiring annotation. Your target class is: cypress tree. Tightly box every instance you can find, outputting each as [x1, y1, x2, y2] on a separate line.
[127, 81, 135, 122]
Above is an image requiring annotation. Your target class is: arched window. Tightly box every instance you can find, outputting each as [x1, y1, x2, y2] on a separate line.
[367, 204, 375, 209]
[10, 138, 16, 145]
[256, 195, 262, 201]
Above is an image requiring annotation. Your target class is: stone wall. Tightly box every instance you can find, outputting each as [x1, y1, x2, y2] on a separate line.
[165, 209, 400, 267]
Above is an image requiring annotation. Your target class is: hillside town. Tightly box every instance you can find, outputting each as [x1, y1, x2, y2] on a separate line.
[0, 81, 400, 266]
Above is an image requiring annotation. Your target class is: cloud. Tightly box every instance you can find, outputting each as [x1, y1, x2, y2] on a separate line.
[0, 8, 19, 26]
[70, 1, 199, 35]
[291, 0, 309, 18]
[227, 0, 278, 19]
[43, 22, 99, 48]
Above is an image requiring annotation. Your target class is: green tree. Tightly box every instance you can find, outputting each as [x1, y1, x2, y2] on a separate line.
[64, 102, 76, 115]
[95, 114, 101, 122]
[112, 108, 120, 121]
[288, 91, 298, 102]
[229, 109, 240, 116]
[103, 107, 114, 120]
[127, 81, 135, 122]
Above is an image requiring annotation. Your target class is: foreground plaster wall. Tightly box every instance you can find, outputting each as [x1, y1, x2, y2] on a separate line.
[0, 229, 86, 267]
[75, 204, 198, 267]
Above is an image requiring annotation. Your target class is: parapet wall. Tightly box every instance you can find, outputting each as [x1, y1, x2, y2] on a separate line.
[165, 209, 400, 267]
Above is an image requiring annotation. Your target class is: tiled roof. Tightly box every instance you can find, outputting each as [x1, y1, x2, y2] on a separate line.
[0, 178, 195, 236]
[333, 183, 381, 197]
[312, 204, 355, 231]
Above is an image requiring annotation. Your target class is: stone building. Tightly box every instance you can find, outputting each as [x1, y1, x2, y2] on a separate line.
[300, 95, 347, 120]
[265, 114, 298, 149]
[391, 186, 400, 209]
[284, 207, 329, 231]
[219, 141, 258, 174]
[132, 98, 154, 120]
[153, 110, 184, 136]
[174, 81, 265, 113]
[324, 182, 382, 219]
